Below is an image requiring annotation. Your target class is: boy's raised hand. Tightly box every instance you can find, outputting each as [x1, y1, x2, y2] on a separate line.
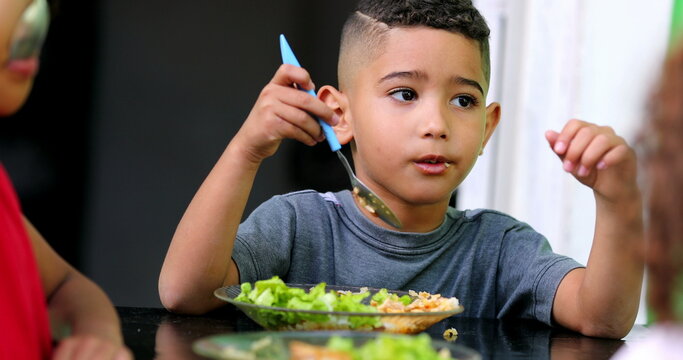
[546, 120, 643, 338]
[233, 64, 339, 163]
[545, 119, 638, 201]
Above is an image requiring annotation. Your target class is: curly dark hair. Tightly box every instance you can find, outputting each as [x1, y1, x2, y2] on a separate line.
[338, 0, 491, 89]
[640, 44, 683, 323]
[356, 0, 490, 40]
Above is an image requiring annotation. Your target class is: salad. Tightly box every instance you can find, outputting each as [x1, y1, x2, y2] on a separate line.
[230, 276, 462, 332]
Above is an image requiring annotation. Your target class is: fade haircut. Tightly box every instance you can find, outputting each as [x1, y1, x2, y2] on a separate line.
[338, 0, 491, 92]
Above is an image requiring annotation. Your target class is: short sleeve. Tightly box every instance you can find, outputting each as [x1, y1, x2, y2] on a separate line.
[496, 221, 584, 325]
[232, 195, 297, 283]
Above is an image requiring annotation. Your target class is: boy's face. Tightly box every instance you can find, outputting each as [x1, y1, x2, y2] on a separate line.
[0, 0, 41, 116]
[338, 27, 500, 210]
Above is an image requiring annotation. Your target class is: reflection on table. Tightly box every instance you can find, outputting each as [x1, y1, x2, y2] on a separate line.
[117, 307, 644, 360]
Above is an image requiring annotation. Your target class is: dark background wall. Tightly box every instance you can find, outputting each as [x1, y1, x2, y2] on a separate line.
[2, 1, 356, 307]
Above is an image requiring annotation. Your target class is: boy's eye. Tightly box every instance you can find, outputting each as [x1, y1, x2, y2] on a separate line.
[389, 88, 417, 102]
[450, 95, 478, 108]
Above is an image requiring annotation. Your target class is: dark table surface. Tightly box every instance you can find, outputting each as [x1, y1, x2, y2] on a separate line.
[118, 306, 647, 360]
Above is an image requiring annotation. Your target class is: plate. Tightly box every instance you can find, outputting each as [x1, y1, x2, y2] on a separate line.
[215, 284, 464, 334]
[193, 331, 481, 360]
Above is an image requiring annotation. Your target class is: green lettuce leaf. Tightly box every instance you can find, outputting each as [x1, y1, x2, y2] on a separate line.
[235, 276, 395, 329]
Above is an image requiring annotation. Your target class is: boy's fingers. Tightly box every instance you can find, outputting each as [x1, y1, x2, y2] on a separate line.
[580, 134, 612, 167]
[278, 120, 319, 146]
[577, 134, 613, 176]
[282, 122, 322, 147]
[272, 67, 339, 126]
[545, 130, 560, 150]
[274, 106, 325, 144]
[272, 64, 316, 91]
[563, 126, 595, 164]
[260, 65, 340, 145]
[554, 119, 588, 154]
[599, 143, 631, 170]
[279, 87, 338, 126]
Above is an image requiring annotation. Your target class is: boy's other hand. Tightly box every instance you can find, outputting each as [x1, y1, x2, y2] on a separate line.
[53, 335, 132, 360]
[545, 119, 638, 202]
[233, 64, 340, 164]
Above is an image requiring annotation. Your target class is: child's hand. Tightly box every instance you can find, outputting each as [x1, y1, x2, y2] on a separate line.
[53, 335, 132, 360]
[545, 119, 638, 202]
[233, 64, 339, 163]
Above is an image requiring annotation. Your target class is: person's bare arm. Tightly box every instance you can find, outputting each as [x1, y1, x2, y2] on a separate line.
[546, 120, 643, 339]
[158, 143, 259, 314]
[158, 64, 338, 314]
[26, 218, 132, 360]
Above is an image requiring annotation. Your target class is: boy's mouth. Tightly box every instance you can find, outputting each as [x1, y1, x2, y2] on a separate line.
[414, 155, 452, 174]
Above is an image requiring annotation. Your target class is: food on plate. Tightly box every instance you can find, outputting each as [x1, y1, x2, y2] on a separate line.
[373, 289, 460, 313]
[230, 276, 462, 333]
[235, 276, 459, 315]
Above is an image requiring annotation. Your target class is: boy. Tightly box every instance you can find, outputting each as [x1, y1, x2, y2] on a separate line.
[159, 0, 643, 339]
[1, 0, 131, 358]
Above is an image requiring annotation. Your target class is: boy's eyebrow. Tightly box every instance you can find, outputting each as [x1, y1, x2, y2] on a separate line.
[452, 76, 484, 97]
[379, 70, 428, 83]
[378, 71, 484, 96]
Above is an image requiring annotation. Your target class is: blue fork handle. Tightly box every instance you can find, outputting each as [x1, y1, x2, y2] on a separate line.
[279, 34, 341, 152]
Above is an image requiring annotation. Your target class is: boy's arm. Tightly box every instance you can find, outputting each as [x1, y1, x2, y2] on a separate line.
[25, 219, 132, 360]
[546, 119, 643, 339]
[158, 64, 338, 314]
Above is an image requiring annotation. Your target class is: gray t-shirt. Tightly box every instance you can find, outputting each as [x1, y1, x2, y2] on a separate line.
[233, 190, 583, 325]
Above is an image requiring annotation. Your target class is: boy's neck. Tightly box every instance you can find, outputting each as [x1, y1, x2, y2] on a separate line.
[352, 195, 449, 233]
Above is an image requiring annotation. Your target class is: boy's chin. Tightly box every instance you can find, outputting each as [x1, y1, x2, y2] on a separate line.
[401, 190, 454, 207]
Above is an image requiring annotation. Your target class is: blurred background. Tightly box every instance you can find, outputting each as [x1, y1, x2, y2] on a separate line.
[0, 0, 676, 323]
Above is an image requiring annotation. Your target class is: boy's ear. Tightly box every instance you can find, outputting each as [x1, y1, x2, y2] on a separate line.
[318, 85, 353, 145]
[480, 102, 501, 155]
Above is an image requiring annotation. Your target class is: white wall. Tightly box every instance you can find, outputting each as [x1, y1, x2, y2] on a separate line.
[464, 0, 673, 324]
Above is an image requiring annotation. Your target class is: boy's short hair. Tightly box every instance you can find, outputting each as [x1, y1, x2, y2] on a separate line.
[338, 0, 491, 92]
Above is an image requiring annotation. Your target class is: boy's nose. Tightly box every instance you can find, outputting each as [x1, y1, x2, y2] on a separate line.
[420, 110, 449, 140]
[423, 129, 448, 139]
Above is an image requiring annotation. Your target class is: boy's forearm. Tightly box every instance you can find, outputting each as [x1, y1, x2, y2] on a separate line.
[159, 140, 260, 314]
[48, 272, 123, 345]
[578, 192, 644, 337]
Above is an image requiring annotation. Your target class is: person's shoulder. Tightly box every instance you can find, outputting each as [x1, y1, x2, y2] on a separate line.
[277, 189, 321, 200]
[458, 208, 540, 234]
[461, 208, 521, 225]
[276, 189, 335, 202]
[268, 190, 343, 209]
[242, 190, 335, 228]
